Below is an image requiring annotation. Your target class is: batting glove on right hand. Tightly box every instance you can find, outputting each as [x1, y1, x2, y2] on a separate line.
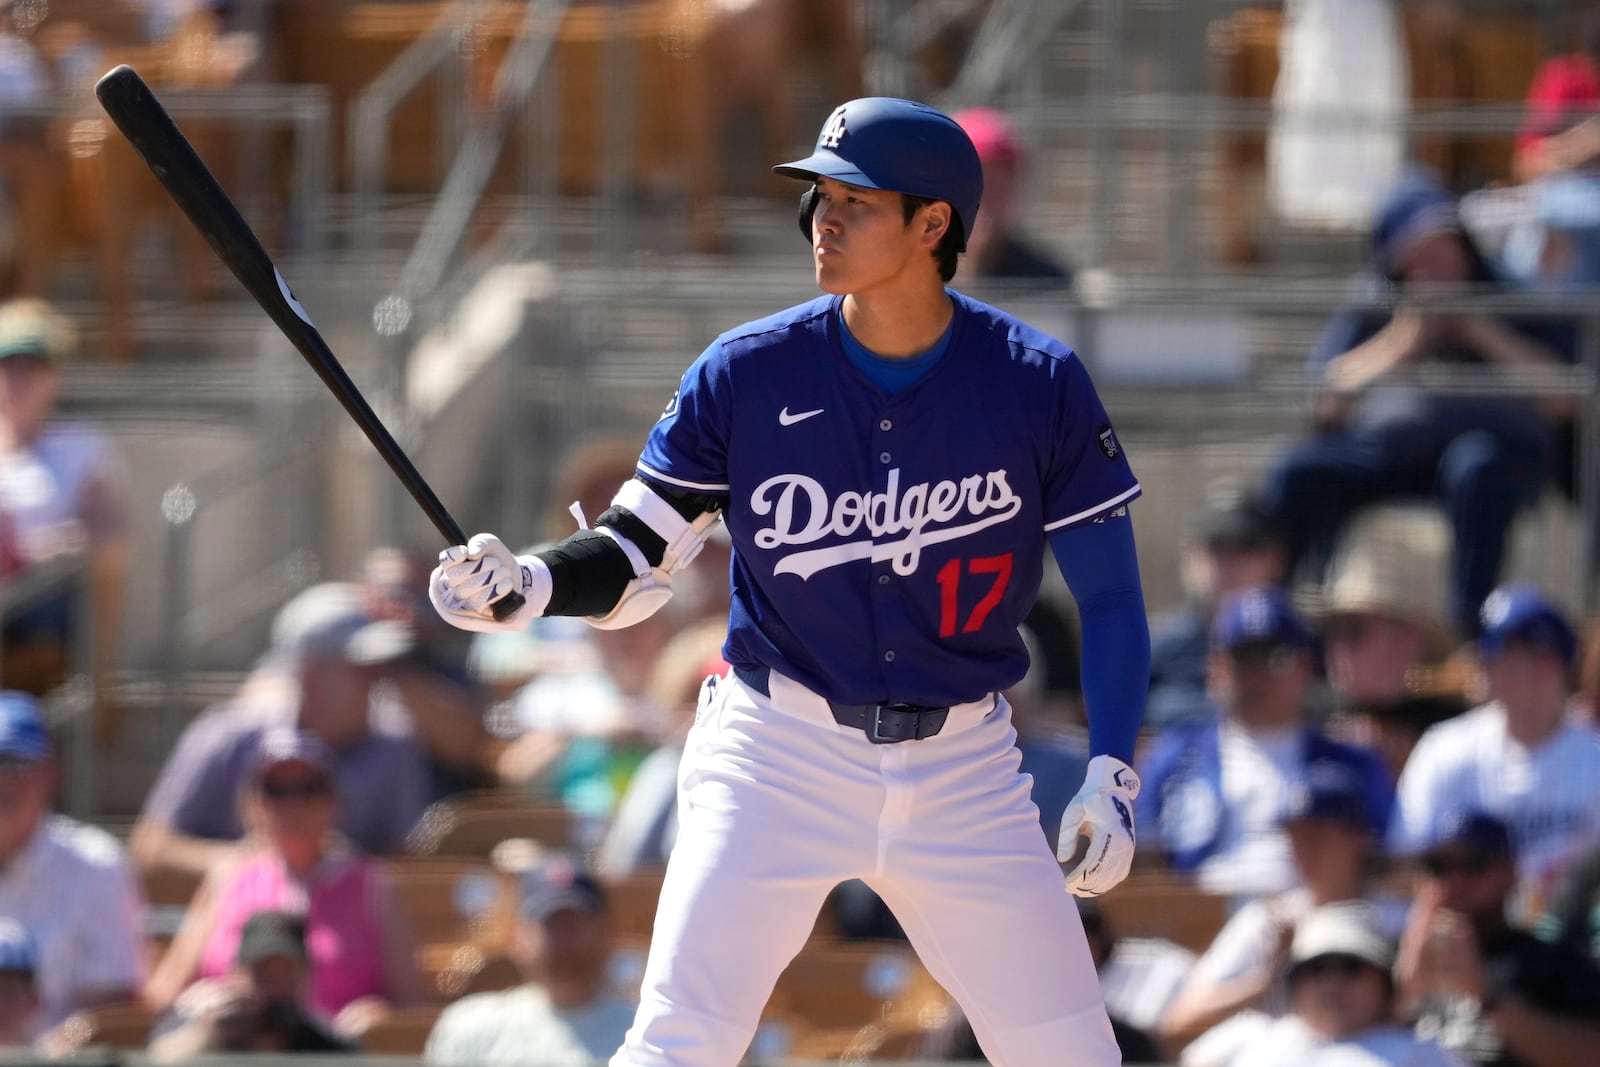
[1059, 755, 1140, 898]
[429, 533, 547, 633]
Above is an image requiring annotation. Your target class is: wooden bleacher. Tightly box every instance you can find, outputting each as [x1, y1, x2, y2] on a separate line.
[405, 790, 574, 858]
[1096, 875, 1232, 957]
[357, 1004, 445, 1056]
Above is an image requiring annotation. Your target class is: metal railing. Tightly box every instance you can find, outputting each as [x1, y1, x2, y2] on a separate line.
[348, 0, 498, 266]
[6, 82, 332, 260]
[363, 0, 572, 536]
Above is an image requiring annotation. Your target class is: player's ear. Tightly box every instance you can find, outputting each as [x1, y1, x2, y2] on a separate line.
[920, 201, 952, 246]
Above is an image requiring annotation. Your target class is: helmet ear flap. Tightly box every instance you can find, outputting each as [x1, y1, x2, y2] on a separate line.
[797, 185, 818, 242]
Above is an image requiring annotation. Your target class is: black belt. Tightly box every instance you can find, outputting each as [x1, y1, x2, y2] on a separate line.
[733, 666, 952, 744]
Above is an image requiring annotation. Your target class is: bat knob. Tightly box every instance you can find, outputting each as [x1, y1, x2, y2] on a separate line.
[491, 590, 526, 622]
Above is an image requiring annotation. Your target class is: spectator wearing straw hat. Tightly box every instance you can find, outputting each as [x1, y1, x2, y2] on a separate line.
[1316, 508, 1467, 781]
[0, 298, 128, 740]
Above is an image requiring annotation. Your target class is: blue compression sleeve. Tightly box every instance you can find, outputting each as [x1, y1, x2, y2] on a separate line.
[1048, 512, 1150, 765]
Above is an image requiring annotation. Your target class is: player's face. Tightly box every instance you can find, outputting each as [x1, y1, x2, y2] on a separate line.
[809, 177, 946, 296]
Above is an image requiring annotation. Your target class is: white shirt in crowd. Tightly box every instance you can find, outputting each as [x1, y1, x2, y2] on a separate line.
[424, 984, 636, 1067]
[1184, 1011, 1468, 1067]
[1390, 702, 1600, 913]
[0, 815, 147, 1033]
[1180, 890, 1411, 1018]
[1198, 722, 1303, 898]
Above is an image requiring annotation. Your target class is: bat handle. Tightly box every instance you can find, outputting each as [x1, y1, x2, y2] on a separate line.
[491, 590, 526, 622]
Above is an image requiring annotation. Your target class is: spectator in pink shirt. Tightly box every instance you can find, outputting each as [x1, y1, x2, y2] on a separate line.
[144, 728, 425, 1041]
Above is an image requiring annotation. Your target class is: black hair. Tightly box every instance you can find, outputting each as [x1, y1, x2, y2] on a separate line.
[901, 194, 963, 282]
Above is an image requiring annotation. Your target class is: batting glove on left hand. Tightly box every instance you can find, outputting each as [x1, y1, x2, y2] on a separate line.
[1059, 755, 1140, 898]
[429, 533, 547, 633]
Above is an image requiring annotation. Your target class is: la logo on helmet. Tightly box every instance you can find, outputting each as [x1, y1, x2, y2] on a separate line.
[819, 108, 847, 149]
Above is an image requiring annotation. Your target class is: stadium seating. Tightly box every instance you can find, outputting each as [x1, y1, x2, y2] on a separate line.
[405, 790, 574, 857]
[1096, 875, 1231, 957]
[357, 1004, 445, 1056]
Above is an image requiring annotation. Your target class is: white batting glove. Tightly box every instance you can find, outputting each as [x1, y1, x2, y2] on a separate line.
[429, 533, 548, 633]
[1059, 755, 1140, 898]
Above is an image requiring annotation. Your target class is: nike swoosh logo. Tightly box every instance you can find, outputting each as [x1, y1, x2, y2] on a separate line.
[778, 407, 824, 426]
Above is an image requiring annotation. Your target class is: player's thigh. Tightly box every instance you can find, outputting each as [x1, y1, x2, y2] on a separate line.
[870, 710, 1116, 1065]
[871, 847, 1117, 1067]
[634, 675, 876, 1019]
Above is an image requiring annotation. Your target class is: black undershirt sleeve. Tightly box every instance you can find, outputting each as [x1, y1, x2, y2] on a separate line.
[535, 476, 724, 618]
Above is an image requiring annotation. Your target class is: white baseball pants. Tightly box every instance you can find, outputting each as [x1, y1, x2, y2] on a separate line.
[608, 668, 1121, 1067]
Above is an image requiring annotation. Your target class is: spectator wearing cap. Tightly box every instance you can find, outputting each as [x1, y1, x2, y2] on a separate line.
[1395, 812, 1600, 1067]
[1512, 11, 1600, 184]
[1146, 486, 1290, 730]
[0, 691, 145, 1034]
[144, 726, 424, 1038]
[1137, 587, 1393, 898]
[0, 298, 129, 740]
[354, 547, 492, 796]
[132, 581, 438, 878]
[0, 920, 39, 1048]
[950, 108, 1070, 283]
[424, 853, 635, 1067]
[1162, 758, 1409, 1049]
[1255, 170, 1579, 637]
[149, 909, 355, 1060]
[1183, 902, 1466, 1067]
[1316, 508, 1467, 782]
[1390, 585, 1600, 918]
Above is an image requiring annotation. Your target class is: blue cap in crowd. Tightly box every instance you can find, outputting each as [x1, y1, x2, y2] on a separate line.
[1427, 810, 1515, 862]
[0, 920, 36, 976]
[1281, 758, 1370, 829]
[1372, 169, 1460, 273]
[1212, 586, 1316, 652]
[1477, 585, 1577, 666]
[519, 853, 607, 922]
[0, 692, 51, 764]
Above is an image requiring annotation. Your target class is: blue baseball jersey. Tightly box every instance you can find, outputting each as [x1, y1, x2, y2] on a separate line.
[638, 290, 1140, 707]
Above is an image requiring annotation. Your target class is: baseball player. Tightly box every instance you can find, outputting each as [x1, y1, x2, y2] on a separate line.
[430, 98, 1151, 1067]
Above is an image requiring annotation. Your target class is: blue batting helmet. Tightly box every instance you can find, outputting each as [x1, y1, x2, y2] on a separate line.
[774, 98, 983, 251]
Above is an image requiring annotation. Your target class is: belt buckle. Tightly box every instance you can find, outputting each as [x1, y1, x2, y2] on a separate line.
[868, 703, 899, 744]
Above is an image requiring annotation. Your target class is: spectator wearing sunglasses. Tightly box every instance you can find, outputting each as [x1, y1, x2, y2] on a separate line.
[1389, 586, 1600, 920]
[1395, 812, 1600, 1067]
[1183, 902, 1466, 1067]
[132, 582, 438, 879]
[144, 728, 425, 1041]
[1137, 587, 1393, 899]
[1161, 759, 1410, 1049]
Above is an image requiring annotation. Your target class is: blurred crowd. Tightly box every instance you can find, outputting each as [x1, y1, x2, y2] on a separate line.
[1, 1, 1600, 1067]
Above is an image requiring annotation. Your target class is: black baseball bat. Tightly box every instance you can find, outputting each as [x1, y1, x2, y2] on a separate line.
[94, 64, 525, 621]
